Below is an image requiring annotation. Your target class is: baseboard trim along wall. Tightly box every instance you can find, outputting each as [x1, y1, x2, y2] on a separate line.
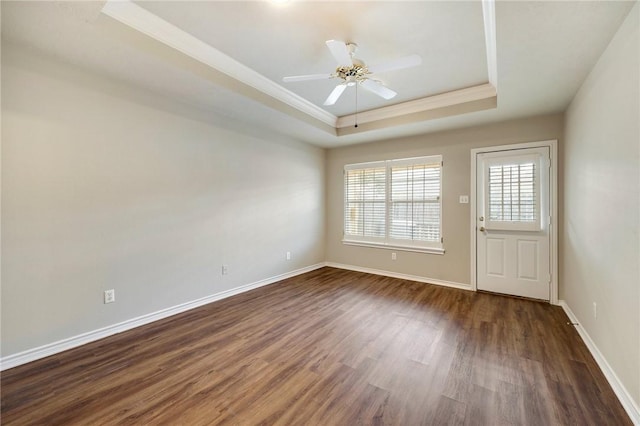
[0, 263, 326, 371]
[325, 262, 471, 291]
[559, 300, 640, 425]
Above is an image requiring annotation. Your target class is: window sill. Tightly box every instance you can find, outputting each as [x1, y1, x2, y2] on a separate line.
[342, 240, 445, 255]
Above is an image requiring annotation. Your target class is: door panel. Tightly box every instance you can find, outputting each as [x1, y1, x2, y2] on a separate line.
[485, 238, 505, 276]
[477, 147, 550, 300]
[517, 239, 538, 280]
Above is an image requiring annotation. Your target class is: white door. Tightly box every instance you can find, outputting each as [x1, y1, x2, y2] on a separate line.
[476, 147, 551, 300]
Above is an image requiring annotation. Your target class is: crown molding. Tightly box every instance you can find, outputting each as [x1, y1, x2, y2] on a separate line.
[101, 0, 337, 128]
[336, 83, 497, 128]
[482, 0, 498, 88]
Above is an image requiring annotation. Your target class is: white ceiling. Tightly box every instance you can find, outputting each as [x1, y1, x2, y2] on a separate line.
[1, 1, 635, 147]
[139, 1, 489, 117]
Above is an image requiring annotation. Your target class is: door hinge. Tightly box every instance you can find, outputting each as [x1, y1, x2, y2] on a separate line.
[440, 237, 444, 243]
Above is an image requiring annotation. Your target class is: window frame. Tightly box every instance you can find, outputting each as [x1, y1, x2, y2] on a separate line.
[343, 155, 444, 255]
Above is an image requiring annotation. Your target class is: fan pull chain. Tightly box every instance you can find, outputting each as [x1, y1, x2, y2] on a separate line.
[355, 83, 359, 128]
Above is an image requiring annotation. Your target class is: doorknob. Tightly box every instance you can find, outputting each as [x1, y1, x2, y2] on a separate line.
[479, 227, 485, 232]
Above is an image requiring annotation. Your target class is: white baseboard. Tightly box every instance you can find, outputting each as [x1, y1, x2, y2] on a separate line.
[0, 263, 325, 371]
[325, 262, 471, 291]
[559, 300, 640, 425]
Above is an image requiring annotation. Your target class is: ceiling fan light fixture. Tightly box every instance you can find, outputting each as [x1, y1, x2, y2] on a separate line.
[335, 64, 368, 82]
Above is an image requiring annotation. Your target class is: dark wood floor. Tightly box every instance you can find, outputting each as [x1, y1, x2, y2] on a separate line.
[1, 267, 631, 425]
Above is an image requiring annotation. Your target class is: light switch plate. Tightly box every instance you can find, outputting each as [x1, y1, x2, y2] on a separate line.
[459, 195, 469, 204]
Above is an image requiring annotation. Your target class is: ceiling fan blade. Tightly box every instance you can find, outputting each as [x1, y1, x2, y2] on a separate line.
[326, 40, 353, 67]
[323, 84, 347, 106]
[368, 54, 422, 74]
[360, 79, 397, 100]
[283, 73, 333, 83]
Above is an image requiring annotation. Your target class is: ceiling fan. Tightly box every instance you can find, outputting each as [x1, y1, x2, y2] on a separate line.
[283, 40, 422, 106]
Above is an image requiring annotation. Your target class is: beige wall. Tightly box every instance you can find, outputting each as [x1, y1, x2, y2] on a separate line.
[1, 44, 325, 357]
[563, 2, 639, 406]
[326, 114, 564, 285]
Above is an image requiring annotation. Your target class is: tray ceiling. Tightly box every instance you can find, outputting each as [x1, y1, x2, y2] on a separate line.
[1, 1, 635, 147]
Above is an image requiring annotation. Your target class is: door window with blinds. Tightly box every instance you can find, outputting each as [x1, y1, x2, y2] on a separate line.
[344, 155, 443, 253]
[484, 153, 543, 231]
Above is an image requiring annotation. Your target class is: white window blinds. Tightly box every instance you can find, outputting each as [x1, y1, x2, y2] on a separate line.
[344, 164, 386, 241]
[488, 162, 536, 222]
[390, 161, 441, 243]
[344, 156, 443, 252]
[483, 151, 544, 232]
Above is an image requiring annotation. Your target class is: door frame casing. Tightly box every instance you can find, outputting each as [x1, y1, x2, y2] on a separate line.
[470, 140, 558, 304]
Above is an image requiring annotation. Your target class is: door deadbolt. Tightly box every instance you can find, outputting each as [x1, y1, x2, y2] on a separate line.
[479, 227, 485, 232]
[479, 216, 484, 221]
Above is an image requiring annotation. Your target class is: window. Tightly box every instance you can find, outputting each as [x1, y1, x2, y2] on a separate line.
[344, 155, 443, 254]
[483, 153, 542, 232]
[488, 162, 536, 222]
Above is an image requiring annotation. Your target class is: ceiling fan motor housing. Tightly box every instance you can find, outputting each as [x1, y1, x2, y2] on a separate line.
[336, 64, 368, 85]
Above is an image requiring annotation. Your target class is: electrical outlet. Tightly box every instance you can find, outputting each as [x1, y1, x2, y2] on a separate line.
[222, 265, 228, 275]
[391, 252, 397, 261]
[104, 289, 115, 304]
[593, 302, 597, 319]
[286, 251, 291, 261]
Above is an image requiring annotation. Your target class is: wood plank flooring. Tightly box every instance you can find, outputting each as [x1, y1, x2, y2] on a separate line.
[1, 267, 631, 425]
